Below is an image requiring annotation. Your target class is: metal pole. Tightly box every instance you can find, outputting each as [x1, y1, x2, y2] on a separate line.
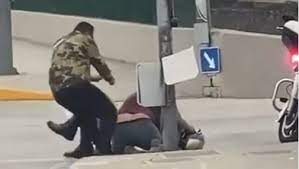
[0, 0, 17, 75]
[156, 0, 179, 151]
[206, 0, 212, 31]
[194, 0, 211, 46]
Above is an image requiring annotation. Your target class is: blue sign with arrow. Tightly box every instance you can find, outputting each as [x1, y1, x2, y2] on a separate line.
[198, 47, 221, 74]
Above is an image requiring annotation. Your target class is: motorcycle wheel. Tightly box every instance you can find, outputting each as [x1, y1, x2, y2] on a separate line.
[278, 111, 298, 143]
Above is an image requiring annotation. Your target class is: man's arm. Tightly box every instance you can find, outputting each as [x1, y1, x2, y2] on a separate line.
[176, 110, 196, 135]
[87, 39, 115, 85]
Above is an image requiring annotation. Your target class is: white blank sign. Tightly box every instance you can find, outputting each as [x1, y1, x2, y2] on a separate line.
[162, 46, 199, 85]
[136, 63, 166, 107]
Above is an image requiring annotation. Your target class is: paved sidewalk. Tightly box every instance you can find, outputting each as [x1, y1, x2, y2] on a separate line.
[68, 97, 297, 169]
[0, 97, 297, 169]
[70, 149, 297, 169]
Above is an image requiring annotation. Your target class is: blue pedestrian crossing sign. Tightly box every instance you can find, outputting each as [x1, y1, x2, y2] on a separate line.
[198, 47, 221, 74]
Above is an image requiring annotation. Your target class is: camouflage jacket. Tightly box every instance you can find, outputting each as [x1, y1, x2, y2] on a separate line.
[49, 31, 113, 93]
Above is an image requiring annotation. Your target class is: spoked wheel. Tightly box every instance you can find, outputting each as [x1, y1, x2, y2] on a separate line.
[279, 110, 298, 143]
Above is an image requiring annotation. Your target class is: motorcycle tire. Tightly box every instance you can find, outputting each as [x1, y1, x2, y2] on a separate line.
[278, 113, 298, 143]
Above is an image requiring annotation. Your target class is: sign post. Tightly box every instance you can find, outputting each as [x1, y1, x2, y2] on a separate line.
[194, 0, 222, 88]
[0, 0, 17, 75]
[156, 0, 180, 151]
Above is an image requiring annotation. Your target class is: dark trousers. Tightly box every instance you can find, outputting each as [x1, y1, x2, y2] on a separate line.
[111, 119, 162, 154]
[54, 82, 117, 154]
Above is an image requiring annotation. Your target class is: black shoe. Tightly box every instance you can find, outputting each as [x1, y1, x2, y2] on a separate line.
[47, 121, 76, 141]
[93, 149, 108, 156]
[64, 146, 94, 159]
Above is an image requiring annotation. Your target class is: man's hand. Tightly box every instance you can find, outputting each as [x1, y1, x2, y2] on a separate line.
[108, 76, 115, 85]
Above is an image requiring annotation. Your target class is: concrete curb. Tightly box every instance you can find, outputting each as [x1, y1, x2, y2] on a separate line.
[0, 88, 53, 101]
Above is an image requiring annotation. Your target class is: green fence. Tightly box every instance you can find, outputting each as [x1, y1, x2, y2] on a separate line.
[12, 0, 196, 27]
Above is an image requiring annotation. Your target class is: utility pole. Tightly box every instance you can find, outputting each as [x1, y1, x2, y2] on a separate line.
[0, 0, 17, 75]
[156, 0, 179, 151]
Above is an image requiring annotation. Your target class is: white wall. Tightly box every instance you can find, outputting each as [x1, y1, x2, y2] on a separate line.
[12, 11, 160, 63]
[12, 11, 294, 98]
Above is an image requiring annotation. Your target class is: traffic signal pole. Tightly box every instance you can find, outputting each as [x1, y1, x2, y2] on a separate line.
[156, 0, 179, 151]
[0, 0, 17, 75]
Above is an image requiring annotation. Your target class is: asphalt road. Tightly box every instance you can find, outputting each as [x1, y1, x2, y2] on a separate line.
[0, 99, 297, 169]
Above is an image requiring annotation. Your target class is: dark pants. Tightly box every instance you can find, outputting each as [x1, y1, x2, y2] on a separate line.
[111, 119, 162, 154]
[54, 82, 117, 154]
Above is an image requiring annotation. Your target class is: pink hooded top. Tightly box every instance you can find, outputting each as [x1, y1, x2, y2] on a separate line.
[117, 93, 155, 123]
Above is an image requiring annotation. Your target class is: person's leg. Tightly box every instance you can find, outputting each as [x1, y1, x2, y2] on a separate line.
[79, 127, 93, 151]
[176, 111, 196, 135]
[133, 119, 162, 151]
[64, 127, 94, 158]
[111, 123, 130, 154]
[94, 118, 115, 154]
[175, 107, 205, 150]
[49, 88, 104, 158]
[78, 84, 117, 155]
[112, 119, 162, 154]
[47, 115, 79, 141]
[55, 83, 116, 156]
[54, 85, 95, 158]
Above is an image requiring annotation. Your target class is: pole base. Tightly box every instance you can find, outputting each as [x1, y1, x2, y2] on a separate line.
[203, 86, 222, 98]
[0, 67, 19, 75]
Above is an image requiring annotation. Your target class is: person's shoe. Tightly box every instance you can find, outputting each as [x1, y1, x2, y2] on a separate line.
[124, 146, 146, 154]
[185, 130, 205, 150]
[47, 121, 76, 141]
[63, 147, 94, 159]
[149, 139, 163, 153]
[93, 148, 116, 156]
[149, 146, 163, 153]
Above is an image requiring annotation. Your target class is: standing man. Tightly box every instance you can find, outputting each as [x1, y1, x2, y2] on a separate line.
[49, 21, 117, 158]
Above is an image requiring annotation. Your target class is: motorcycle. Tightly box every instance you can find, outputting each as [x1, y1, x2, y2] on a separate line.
[272, 15, 298, 143]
